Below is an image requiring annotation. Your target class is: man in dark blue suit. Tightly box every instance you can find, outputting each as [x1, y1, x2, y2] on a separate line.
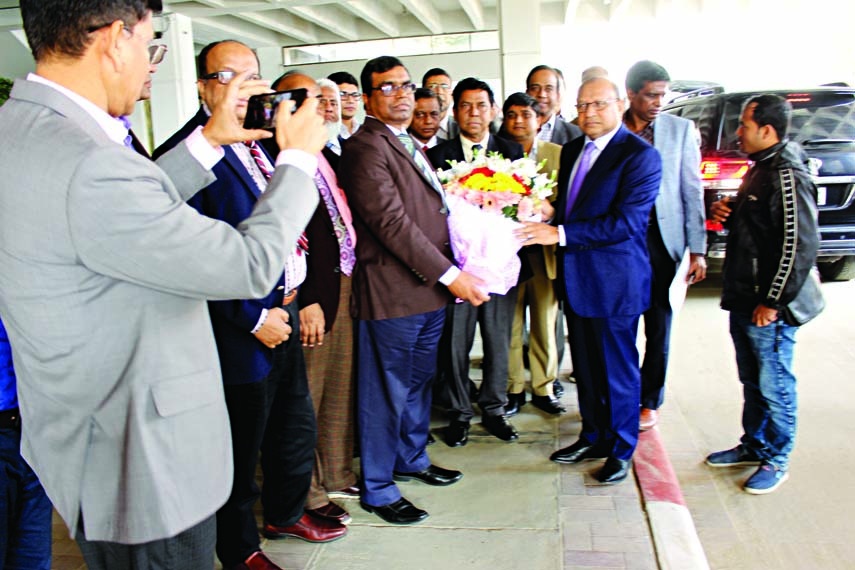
[428, 78, 526, 447]
[154, 40, 345, 570]
[518, 77, 661, 484]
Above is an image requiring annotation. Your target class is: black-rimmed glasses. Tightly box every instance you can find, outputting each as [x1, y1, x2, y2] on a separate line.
[371, 83, 417, 97]
[200, 71, 262, 85]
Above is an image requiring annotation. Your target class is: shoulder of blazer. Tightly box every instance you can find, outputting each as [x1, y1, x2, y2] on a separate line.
[427, 137, 463, 168]
[152, 107, 207, 159]
[492, 136, 524, 160]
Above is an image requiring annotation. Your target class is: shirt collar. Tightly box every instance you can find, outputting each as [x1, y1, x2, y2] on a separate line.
[460, 132, 490, 159]
[585, 123, 621, 152]
[28, 73, 128, 145]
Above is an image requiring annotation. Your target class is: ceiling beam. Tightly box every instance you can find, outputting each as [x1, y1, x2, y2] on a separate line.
[234, 10, 319, 43]
[339, 0, 400, 37]
[399, 0, 443, 35]
[285, 4, 360, 41]
[0, 7, 21, 31]
[563, 0, 582, 24]
[193, 15, 289, 47]
[457, 0, 485, 30]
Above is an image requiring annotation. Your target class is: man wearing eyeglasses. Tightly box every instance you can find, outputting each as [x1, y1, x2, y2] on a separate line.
[340, 56, 488, 526]
[154, 41, 347, 570]
[423, 67, 459, 141]
[328, 71, 361, 140]
[1, 1, 327, 568]
[427, 78, 527, 447]
[517, 77, 662, 485]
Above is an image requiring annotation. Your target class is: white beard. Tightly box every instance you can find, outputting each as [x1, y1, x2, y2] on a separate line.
[325, 120, 342, 143]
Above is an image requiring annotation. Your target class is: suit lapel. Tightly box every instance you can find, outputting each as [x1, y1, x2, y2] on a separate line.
[556, 137, 584, 223]
[222, 146, 262, 200]
[571, 127, 628, 215]
[376, 122, 443, 193]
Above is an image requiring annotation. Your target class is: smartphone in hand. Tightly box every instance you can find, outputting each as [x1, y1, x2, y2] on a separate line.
[243, 88, 308, 130]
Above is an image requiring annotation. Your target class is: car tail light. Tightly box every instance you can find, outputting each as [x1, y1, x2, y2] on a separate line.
[700, 159, 750, 189]
[701, 159, 749, 233]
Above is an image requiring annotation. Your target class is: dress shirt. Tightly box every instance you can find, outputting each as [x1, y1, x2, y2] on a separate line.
[461, 133, 490, 163]
[370, 116, 460, 286]
[340, 118, 361, 140]
[29, 74, 223, 169]
[411, 134, 439, 151]
[558, 123, 622, 246]
[537, 113, 557, 142]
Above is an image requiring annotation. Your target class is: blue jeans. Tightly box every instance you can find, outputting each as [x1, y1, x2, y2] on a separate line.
[1, 426, 52, 570]
[729, 311, 799, 469]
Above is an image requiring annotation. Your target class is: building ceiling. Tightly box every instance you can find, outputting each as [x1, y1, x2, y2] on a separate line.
[0, 0, 624, 48]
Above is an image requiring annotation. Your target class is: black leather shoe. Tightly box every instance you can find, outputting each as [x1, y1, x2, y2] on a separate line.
[531, 394, 567, 415]
[550, 439, 608, 464]
[553, 379, 565, 398]
[595, 457, 631, 484]
[393, 464, 463, 486]
[505, 392, 526, 417]
[360, 497, 429, 525]
[444, 420, 470, 447]
[427, 432, 436, 446]
[481, 414, 519, 441]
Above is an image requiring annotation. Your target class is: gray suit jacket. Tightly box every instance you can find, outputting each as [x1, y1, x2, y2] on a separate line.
[0, 79, 318, 544]
[651, 112, 706, 261]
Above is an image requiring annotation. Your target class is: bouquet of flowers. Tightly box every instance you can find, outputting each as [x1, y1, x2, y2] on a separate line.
[438, 150, 557, 296]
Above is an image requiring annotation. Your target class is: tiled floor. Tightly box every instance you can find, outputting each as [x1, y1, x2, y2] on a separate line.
[47, 359, 659, 569]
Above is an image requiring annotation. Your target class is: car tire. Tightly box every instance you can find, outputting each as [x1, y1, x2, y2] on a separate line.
[817, 256, 855, 281]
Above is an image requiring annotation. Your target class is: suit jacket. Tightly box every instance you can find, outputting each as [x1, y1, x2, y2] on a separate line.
[427, 133, 524, 171]
[649, 112, 706, 261]
[428, 135, 533, 285]
[555, 125, 662, 318]
[340, 117, 455, 320]
[297, 154, 353, 332]
[535, 139, 562, 280]
[0, 79, 317, 544]
[550, 115, 583, 146]
[154, 107, 292, 386]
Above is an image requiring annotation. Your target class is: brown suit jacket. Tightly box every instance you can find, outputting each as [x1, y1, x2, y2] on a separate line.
[340, 117, 455, 320]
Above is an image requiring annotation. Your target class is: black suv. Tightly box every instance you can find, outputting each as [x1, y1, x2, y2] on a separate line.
[662, 87, 855, 281]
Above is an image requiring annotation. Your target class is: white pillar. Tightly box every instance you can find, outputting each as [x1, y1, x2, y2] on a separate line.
[137, 13, 198, 150]
[498, 0, 542, 99]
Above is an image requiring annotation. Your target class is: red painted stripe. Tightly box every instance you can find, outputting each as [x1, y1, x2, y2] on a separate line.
[634, 428, 686, 506]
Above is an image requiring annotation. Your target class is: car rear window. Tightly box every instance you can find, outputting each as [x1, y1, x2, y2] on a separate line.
[721, 91, 855, 150]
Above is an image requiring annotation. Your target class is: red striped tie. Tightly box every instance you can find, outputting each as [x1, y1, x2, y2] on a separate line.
[245, 141, 308, 255]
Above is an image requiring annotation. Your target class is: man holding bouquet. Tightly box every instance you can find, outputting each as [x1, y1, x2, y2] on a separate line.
[517, 77, 661, 484]
[428, 78, 525, 447]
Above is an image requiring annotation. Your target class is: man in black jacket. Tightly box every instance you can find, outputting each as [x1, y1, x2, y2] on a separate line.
[705, 94, 820, 495]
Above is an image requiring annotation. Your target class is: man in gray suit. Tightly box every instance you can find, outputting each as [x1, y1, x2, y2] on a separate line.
[623, 60, 707, 431]
[0, 1, 325, 568]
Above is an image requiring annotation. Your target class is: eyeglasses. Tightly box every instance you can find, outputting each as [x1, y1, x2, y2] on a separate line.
[318, 97, 339, 108]
[426, 82, 451, 91]
[148, 44, 167, 65]
[575, 99, 619, 112]
[371, 82, 417, 97]
[201, 71, 262, 85]
[339, 91, 361, 99]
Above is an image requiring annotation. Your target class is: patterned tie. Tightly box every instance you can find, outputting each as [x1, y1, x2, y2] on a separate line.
[396, 133, 447, 204]
[245, 140, 309, 254]
[564, 141, 596, 219]
[118, 116, 134, 148]
[314, 170, 356, 276]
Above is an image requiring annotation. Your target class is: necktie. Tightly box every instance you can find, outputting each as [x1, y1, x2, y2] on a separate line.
[564, 141, 596, 219]
[422, 144, 429, 153]
[315, 169, 356, 276]
[245, 140, 309, 254]
[472, 143, 483, 160]
[118, 116, 134, 148]
[396, 133, 445, 199]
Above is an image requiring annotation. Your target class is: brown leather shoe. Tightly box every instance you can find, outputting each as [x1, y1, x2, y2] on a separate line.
[639, 408, 658, 431]
[225, 550, 284, 570]
[306, 502, 352, 524]
[262, 511, 347, 543]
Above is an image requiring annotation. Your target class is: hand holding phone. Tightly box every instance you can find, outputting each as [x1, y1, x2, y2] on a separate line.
[243, 89, 309, 130]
